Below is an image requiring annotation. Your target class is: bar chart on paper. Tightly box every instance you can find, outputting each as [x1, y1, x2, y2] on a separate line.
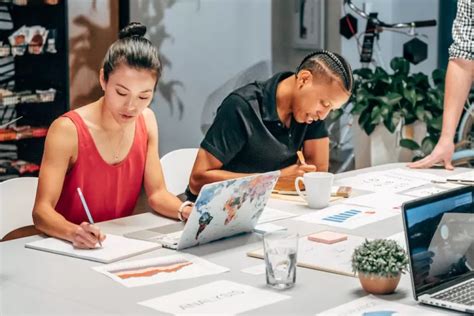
[293, 204, 398, 229]
[322, 209, 361, 223]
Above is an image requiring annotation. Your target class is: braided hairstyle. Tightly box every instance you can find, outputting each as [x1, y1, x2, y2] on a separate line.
[296, 49, 353, 94]
[102, 22, 162, 83]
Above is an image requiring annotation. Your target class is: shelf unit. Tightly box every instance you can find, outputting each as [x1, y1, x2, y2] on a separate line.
[0, 0, 69, 181]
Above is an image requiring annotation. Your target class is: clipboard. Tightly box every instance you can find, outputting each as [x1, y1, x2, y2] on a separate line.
[247, 233, 367, 277]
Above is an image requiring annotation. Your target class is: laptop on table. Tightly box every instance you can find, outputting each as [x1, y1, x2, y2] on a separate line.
[125, 171, 280, 250]
[402, 185, 474, 313]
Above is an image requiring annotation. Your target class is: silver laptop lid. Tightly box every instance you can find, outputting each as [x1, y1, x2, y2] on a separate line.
[401, 186, 474, 300]
[176, 170, 280, 250]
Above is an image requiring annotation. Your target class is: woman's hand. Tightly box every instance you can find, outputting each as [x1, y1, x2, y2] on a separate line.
[71, 222, 106, 249]
[181, 205, 193, 221]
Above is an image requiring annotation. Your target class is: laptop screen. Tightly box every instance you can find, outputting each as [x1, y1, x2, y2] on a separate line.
[403, 186, 474, 296]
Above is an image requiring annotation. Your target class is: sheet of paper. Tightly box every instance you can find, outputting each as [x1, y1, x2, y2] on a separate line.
[253, 223, 287, 234]
[435, 182, 465, 189]
[387, 231, 407, 251]
[93, 254, 229, 287]
[271, 193, 343, 204]
[337, 168, 443, 193]
[293, 204, 397, 229]
[257, 207, 297, 224]
[138, 280, 290, 314]
[345, 192, 414, 212]
[446, 170, 474, 182]
[241, 264, 266, 275]
[25, 234, 160, 263]
[319, 294, 445, 315]
[248, 234, 366, 276]
[404, 186, 449, 198]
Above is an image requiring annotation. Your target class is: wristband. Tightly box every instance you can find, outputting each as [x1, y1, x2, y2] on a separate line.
[178, 201, 193, 221]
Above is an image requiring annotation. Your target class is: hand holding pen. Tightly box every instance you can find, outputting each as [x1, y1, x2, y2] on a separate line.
[279, 150, 316, 178]
[74, 187, 106, 249]
[296, 150, 316, 174]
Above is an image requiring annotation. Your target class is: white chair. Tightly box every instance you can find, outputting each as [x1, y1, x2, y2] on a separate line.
[160, 148, 198, 195]
[0, 177, 38, 240]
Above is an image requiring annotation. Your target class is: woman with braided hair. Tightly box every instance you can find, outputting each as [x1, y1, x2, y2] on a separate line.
[186, 50, 353, 201]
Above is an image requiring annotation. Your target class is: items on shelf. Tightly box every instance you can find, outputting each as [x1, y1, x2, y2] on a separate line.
[0, 88, 56, 106]
[8, 0, 59, 6]
[4, 25, 57, 56]
[0, 159, 40, 180]
[0, 0, 67, 182]
[0, 126, 48, 141]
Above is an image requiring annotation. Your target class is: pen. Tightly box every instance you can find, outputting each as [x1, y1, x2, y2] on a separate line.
[76, 187, 102, 247]
[296, 150, 306, 165]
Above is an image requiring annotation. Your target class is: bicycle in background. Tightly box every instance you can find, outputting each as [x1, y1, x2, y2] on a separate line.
[330, 1, 473, 171]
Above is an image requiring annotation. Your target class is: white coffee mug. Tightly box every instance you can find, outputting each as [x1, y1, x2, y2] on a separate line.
[294, 172, 334, 209]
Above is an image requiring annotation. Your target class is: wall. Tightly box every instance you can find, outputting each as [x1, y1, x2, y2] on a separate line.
[131, 0, 272, 155]
[68, 0, 118, 109]
[272, 0, 341, 73]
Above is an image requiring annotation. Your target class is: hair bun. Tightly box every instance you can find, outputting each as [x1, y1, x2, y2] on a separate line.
[119, 22, 146, 39]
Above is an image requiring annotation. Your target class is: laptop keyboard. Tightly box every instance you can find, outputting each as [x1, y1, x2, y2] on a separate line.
[148, 231, 183, 242]
[432, 279, 474, 306]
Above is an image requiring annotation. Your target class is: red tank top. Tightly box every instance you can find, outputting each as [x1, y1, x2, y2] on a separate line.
[55, 111, 148, 224]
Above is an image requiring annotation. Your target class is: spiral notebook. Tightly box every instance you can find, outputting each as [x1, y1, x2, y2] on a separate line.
[25, 234, 161, 263]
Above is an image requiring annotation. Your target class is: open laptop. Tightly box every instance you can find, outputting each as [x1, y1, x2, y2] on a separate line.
[125, 171, 279, 250]
[402, 185, 474, 313]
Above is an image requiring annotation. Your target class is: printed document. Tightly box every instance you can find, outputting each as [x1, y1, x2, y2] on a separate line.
[319, 294, 445, 315]
[138, 280, 290, 314]
[337, 168, 443, 193]
[93, 254, 229, 287]
[293, 204, 397, 229]
[344, 192, 414, 212]
[257, 206, 297, 224]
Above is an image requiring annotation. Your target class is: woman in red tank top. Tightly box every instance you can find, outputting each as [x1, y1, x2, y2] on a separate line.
[32, 22, 193, 249]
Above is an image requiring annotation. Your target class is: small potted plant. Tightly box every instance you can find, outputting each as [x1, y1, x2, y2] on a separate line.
[352, 239, 408, 294]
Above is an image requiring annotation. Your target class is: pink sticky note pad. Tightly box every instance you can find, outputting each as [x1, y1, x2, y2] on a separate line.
[307, 231, 348, 244]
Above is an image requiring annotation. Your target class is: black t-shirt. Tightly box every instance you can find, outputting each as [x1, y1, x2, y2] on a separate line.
[185, 72, 328, 201]
[201, 71, 328, 172]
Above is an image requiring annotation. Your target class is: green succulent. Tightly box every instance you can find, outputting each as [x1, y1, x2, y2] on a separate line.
[351, 239, 409, 277]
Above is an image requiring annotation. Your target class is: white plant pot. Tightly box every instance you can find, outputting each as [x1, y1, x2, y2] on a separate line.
[399, 121, 427, 162]
[352, 119, 427, 168]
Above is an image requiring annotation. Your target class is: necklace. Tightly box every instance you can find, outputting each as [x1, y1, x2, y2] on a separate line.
[109, 128, 126, 162]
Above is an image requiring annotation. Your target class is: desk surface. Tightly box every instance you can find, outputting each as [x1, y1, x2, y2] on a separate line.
[1, 163, 468, 315]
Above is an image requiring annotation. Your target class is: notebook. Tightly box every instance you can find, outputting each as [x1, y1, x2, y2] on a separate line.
[25, 234, 161, 263]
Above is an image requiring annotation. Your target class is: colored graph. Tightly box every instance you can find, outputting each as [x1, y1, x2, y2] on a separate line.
[322, 209, 362, 223]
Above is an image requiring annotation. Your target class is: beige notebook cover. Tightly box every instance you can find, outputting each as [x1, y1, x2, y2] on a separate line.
[25, 234, 161, 263]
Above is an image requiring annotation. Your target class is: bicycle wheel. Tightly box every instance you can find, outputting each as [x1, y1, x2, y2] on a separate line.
[456, 102, 474, 147]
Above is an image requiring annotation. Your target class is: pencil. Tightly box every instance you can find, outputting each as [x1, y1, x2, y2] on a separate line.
[76, 187, 102, 247]
[296, 150, 306, 165]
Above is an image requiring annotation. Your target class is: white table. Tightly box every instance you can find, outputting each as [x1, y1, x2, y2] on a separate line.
[1, 163, 469, 315]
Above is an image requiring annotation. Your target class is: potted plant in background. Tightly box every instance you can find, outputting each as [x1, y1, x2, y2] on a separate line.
[351, 239, 408, 294]
[346, 57, 445, 167]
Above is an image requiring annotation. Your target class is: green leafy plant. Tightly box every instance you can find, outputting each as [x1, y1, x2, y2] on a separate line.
[333, 57, 446, 160]
[352, 239, 408, 277]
